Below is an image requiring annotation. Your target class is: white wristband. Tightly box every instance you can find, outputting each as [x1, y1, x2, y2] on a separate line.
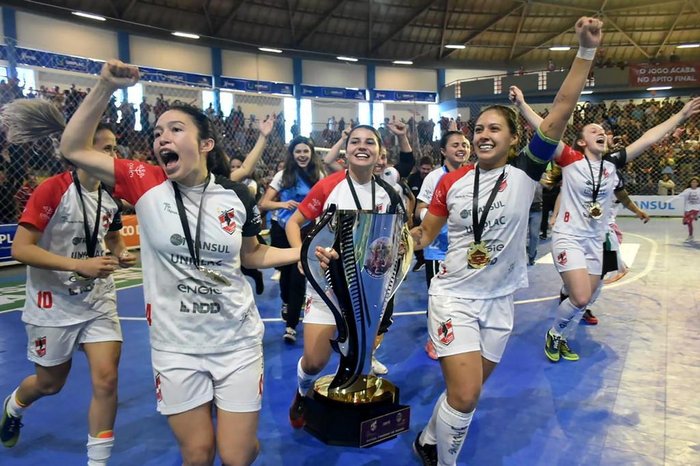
[576, 47, 597, 61]
[419, 208, 428, 221]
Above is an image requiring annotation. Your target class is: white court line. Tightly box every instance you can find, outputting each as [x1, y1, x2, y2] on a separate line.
[3, 233, 658, 320]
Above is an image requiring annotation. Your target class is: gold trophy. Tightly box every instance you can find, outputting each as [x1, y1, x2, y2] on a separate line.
[300, 205, 412, 447]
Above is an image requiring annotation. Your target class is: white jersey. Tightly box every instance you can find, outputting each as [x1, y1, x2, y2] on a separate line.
[20, 171, 120, 326]
[298, 169, 404, 219]
[113, 159, 263, 354]
[268, 170, 284, 222]
[418, 166, 450, 261]
[553, 145, 626, 241]
[428, 152, 544, 299]
[679, 187, 700, 212]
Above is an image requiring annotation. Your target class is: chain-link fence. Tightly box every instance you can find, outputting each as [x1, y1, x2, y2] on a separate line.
[1, 45, 699, 227]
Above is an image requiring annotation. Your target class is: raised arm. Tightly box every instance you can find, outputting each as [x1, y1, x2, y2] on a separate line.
[60, 60, 139, 186]
[388, 119, 412, 153]
[539, 17, 602, 142]
[230, 115, 274, 182]
[625, 97, 700, 161]
[510, 86, 543, 129]
[322, 130, 348, 174]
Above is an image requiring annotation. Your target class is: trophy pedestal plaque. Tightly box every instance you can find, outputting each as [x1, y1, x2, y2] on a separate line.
[303, 374, 410, 447]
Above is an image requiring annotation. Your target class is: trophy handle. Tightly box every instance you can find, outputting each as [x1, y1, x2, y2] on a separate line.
[300, 205, 351, 350]
[386, 225, 414, 302]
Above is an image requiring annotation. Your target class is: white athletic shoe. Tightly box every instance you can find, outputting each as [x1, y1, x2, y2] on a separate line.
[685, 235, 694, 243]
[371, 356, 388, 375]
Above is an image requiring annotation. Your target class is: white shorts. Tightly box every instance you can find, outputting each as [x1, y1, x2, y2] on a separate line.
[427, 294, 514, 363]
[25, 311, 122, 367]
[551, 233, 603, 276]
[151, 345, 264, 416]
[302, 284, 337, 326]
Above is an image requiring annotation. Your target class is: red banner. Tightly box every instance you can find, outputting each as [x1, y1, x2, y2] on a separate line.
[120, 214, 141, 248]
[628, 62, 700, 87]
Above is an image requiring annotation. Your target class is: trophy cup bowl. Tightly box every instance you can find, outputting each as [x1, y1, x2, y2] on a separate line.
[300, 205, 413, 447]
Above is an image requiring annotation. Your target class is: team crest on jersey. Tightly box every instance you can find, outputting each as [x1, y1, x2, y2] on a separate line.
[155, 373, 162, 402]
[557, 251, 568, 266]
[102, 213, 112, 230]
[34, 336, 47, 357]
[438, 319, 454, 345]
[127, 162, 146, 179]
[218, 208, 237, 234]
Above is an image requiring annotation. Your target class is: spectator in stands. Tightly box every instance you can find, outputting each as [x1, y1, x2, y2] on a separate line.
[139, 97, 152, 132]
[14, 169, 39, 215]
[0, 165, 18, 224]
[657, 173, 676, 195]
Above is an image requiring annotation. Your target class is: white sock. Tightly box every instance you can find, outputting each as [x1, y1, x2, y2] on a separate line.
[87, 434, 114, 465]
[297, 358, 316, 396]
[435, 398, 474, 466]
[6, 388, 28, 417]
[551, 298, 584, 339]
[419, 391, 446, 445]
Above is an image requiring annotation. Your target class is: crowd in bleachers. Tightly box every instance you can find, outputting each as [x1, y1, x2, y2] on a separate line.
[1, 79, 698, 226]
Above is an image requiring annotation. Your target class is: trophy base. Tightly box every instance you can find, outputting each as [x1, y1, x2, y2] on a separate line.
[303, 374, 410, 448]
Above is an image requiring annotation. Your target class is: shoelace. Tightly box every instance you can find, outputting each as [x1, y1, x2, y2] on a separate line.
[5, 416, 23, 434]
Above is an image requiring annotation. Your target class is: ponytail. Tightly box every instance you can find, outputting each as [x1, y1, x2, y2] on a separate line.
[0, 99, 66, 144]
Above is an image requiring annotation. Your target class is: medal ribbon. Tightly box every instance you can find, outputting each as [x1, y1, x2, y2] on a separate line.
[173, 173, 211, 271]
[345, 170, 376, 211]
[472, 166, 506, 244]
[72, 171, 102, 258]
[585, 156, 604, 204]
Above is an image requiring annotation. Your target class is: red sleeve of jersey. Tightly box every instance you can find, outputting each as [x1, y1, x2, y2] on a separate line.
[112, 159, 167, 206]
[556, 144, 583, 167]
[18, 172, 71, 232]
[298, 170, 345, 220]
[428, 165, 471, 218]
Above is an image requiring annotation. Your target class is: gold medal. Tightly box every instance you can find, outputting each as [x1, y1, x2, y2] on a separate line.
[467, 242, 491, 269]
[201, 268, 231, 286]
[588, 201, 603, 220]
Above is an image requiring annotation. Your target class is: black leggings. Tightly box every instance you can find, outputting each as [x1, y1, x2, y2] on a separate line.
[270, 220, 310, 329]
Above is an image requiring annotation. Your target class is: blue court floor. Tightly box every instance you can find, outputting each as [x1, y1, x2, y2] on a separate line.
[0, 218, 698, 465]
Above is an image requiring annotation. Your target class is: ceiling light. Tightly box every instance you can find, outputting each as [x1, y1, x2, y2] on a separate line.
[72, 11, 106, 21]
[647, 86, 672, 91]
[172, 32, 200, 39]
[549, 46, 571, 51]
[393, 60, 413, 65]
[445, 44, 465, 49]
[337, 56, 358, 62]
[676, 44, 700, 49]
[259, 47, 283, 54]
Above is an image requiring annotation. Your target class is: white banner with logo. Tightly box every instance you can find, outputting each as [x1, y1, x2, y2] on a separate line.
[617, 195, 683, 217]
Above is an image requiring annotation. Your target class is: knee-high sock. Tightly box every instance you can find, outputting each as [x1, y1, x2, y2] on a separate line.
[87, 434, 114, 466]
[297, 358, 316, 396]
[419, 391, 446, 445]
[550, 298, 585, 338]
[435, 398, 474, 466]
